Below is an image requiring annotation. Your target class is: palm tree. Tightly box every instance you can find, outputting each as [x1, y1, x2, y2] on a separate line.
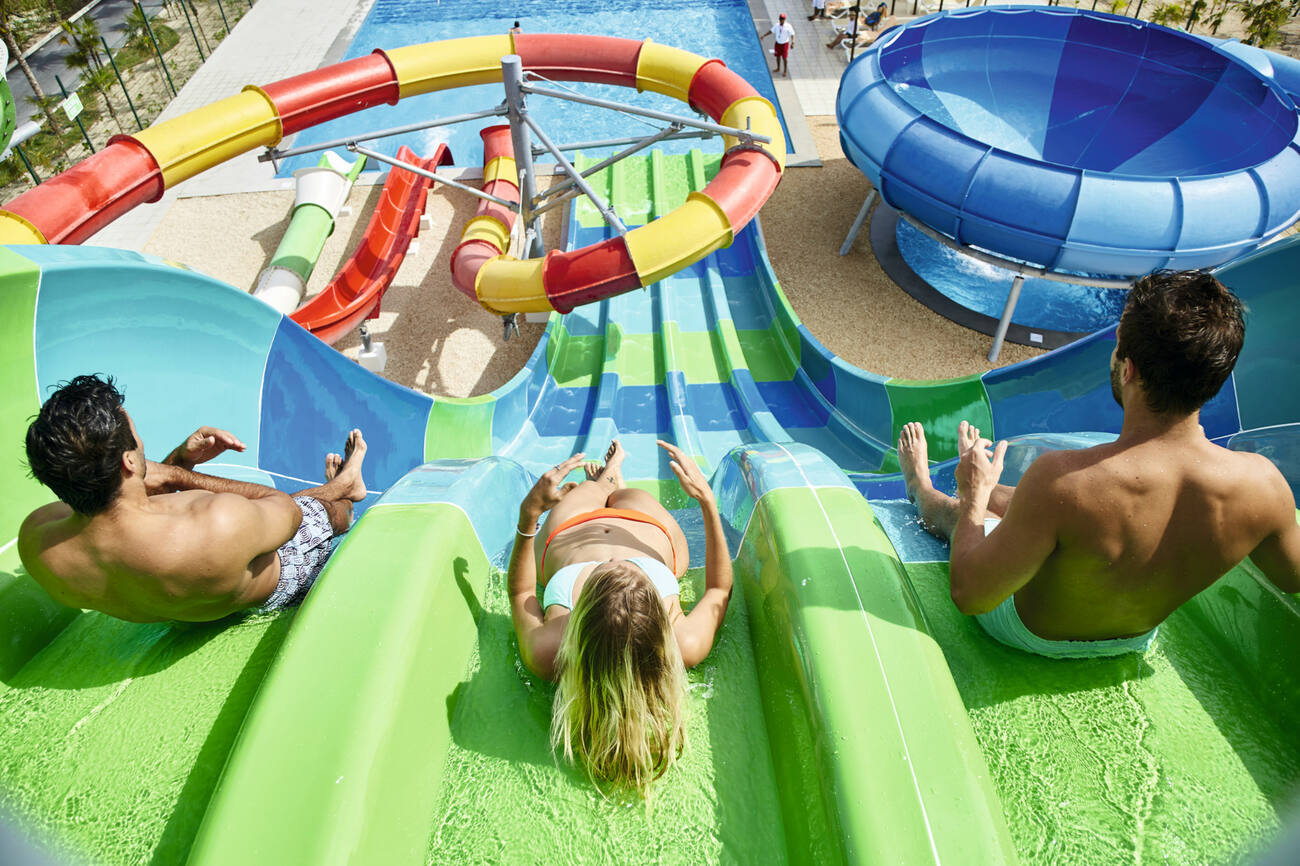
[60, 21, 125, 134]
[0, 1, 65, 136]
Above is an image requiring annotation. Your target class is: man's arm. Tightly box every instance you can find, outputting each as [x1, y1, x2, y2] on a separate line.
[146, 461, 283, 500]
[949, 446, 1061, 615]
[1247, 463, 1300, 594]
[162, 427, 246, 471]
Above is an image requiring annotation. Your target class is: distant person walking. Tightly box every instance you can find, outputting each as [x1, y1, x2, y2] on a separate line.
[509, 20, 522, 36]
[808, 0, 828, 19]
[762, 13, 795, 77]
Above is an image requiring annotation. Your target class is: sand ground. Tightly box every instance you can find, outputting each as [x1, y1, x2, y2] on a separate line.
[142, 113, 1043, 398]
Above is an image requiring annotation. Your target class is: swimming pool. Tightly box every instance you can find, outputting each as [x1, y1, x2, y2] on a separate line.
[895, 219, 1127, 336]
[276, 0, 791, 175]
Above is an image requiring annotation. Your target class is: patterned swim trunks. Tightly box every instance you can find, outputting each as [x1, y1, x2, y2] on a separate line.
[261, 496, 337, 610]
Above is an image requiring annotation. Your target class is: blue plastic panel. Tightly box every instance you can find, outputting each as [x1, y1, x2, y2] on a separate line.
[259, 318, 431, 490]
[30, 248, 277, 468]
[837, 7, 1300, 277]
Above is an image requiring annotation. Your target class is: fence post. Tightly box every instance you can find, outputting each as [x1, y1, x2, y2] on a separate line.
[101, 36, 144, 130]
[54, 74, 95, 153]
[14, 144, 41, 185]
[137, 0, 179, 96]
[177, 0, 206, 60]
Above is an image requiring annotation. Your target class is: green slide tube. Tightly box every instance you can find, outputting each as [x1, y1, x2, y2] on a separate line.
[252, 151, 365, 314]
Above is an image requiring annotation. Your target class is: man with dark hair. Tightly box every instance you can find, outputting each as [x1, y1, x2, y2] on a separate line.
[898, 271, 1300, 658]
[18, 375, 368, 623]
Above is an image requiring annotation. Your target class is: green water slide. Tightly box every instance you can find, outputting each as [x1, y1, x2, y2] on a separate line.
[2, 150, 1297, 864]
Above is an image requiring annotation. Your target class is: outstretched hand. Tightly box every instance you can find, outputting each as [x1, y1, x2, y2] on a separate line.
[166, 427, 246, 470]
[520, 453, 587, 521]
[954, 419, 1006, 500]
[658, 439, 715, 506]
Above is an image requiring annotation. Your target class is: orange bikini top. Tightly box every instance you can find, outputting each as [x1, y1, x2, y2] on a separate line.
[541, 507, 678, 574]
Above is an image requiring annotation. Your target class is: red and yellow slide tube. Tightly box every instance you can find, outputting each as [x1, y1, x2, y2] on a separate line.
[0, 35, 784, 315]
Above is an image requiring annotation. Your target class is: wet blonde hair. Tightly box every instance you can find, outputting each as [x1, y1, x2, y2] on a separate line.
[550, 559, 687, 798]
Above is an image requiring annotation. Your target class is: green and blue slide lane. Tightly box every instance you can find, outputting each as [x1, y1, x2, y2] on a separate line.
[0, 153, 1297, 864]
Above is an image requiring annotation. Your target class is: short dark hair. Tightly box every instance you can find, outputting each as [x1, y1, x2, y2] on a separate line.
[1117, 270, 1245, 415]
[25, 375, 137, 515]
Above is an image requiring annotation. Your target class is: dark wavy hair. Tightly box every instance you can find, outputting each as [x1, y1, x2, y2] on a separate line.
[26, 375, 137, 515]
[1117, 270, 1245, 416]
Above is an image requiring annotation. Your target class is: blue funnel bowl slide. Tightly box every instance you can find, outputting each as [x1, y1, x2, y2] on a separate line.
[836, 7, 1300, 277]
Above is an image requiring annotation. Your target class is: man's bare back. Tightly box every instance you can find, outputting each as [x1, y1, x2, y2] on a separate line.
[899, 420, 1300, 643]
[20, 408, 368, 623]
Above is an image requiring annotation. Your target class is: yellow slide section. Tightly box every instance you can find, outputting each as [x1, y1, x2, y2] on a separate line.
[720, 96, 786, 170]
[624, 191, 732, 286]
[0, 211, 46, 245]
[133, 89, 281, 188]
[635, 41, 707, 102]
[475, 256, 548, 314]
[386, 36, 515, 98]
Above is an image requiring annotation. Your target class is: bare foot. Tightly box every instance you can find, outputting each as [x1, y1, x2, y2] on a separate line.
[594, 440, 626, 489]
[324, 452, 342, 481]
[331, 429, 368, 502]
[897, 422, 934, 504]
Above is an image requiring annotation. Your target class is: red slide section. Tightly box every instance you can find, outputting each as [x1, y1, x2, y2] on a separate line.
[291, 144, 452, 345]
[450, 125, 519, 300]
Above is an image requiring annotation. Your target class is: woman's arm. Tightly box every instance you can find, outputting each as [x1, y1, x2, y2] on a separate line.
[658, 440, 734, 667]
[508, 454, 585, 680]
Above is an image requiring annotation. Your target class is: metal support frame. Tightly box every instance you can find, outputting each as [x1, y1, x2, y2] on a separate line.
[535, 126, 712, 158]
[531, 126, 681, 218]
[520, 82, 771, 146]
[259, 107, 508, 164]
[839, 189, 877, 255]
[502, 56, 545, 260]
[988, 275, 1024, 363]
[349, 145, 520, 210]
[895, 213, 1131, 363]
[524, 113, 627, 235]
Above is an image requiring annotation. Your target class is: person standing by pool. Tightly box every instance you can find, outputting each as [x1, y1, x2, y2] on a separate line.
[897, 270, 1300, 659]
[808, 0, 828, 20]
[761, 13, 795, 77]
[18, 375, 368, 622]
[507, 440, 734, 796]
[509, 20, 521, 36]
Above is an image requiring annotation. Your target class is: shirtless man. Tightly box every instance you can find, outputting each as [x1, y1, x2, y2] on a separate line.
[898, 270, 1300, 658]
[18, 375, 368, 623]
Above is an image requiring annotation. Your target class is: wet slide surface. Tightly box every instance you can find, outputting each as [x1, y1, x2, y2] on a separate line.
[0, 154, 1297, 864]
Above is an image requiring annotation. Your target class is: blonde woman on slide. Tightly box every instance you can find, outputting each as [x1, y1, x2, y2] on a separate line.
[507, 440, 734, 796]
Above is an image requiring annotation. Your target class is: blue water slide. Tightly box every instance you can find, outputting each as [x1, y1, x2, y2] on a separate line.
[836, 7, 1300, 277]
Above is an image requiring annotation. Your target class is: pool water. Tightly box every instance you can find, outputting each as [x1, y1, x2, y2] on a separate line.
[895, 218, 1127, 335]
[276, 0, 790, 175]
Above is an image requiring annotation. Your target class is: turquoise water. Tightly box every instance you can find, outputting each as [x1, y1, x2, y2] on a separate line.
[895, 218, 1127, 335]
[277, 0, 790, 175]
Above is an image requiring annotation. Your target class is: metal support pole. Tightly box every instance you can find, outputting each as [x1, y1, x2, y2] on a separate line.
[987, 274, 1025, 363]
[524, 112, 627, 236]
[502, 55, 544, 259]
[14, 144, 41, 185]
[259, 106, 506, 162]
[349, 145, 519, 209]
[138, 1, 178, 96]
[521, 83, 770, 145]
[839, 190, 876, 256]
[54, 75, 95, 153]
[177, 0, 206, 60]
[101, 36, 143, 130]
[214, 0, 231, 32]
